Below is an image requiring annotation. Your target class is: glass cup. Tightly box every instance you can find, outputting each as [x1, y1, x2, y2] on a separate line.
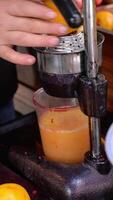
[33, 88, 90, 164]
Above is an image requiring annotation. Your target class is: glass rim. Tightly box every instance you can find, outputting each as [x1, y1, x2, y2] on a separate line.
[33, 88, 78, 110]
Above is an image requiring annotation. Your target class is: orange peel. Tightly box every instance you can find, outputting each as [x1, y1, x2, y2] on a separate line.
[0, 183, 31, 200]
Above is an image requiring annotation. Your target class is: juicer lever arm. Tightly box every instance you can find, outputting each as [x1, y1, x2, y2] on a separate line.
[83, 0, 98, 78]
[53, 0, 83, 28]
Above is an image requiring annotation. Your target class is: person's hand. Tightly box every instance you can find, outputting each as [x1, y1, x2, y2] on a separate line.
[74, 0, 103, 9]
[0, 0, 68, 65]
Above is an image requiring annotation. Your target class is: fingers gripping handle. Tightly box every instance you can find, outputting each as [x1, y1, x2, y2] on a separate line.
[53, 0, 83, 28]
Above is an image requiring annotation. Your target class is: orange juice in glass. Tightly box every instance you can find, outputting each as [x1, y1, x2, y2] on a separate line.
[33, 88, 90, 164]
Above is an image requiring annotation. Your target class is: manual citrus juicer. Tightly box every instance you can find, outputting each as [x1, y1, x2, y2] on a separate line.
[9, 0, 113, 199]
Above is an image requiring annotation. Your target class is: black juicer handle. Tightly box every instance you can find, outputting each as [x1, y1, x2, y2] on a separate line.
[53, 0, 82, 28]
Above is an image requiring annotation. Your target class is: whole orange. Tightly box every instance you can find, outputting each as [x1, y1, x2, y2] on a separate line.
[97, 11, 113, 31]
[0, 183, 31, 200]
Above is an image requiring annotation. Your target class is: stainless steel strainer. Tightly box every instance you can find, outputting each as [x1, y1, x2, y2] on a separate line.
[36, 32, 104, 75]
[35, 32, 104, 97]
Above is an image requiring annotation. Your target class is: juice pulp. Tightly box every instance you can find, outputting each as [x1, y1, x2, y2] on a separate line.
[39, 107, 90, 164]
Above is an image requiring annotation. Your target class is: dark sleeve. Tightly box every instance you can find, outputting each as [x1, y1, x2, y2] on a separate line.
[0, 58, 18, 107]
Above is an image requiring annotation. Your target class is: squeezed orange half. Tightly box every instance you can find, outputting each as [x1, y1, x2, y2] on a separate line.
[43, 0, 78, 34]
[39, 107, 90, 164]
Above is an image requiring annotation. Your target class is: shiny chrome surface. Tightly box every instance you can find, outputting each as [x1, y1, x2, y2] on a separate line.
[36, 32, 104, 75]
[89, 117, 101, 157]
[83, 0, 102, 159]
[36, 32, 84, 54]
[83, 0, 98, 78]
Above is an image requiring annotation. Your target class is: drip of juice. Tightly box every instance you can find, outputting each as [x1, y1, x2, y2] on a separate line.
[39, 106, 90, 164]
